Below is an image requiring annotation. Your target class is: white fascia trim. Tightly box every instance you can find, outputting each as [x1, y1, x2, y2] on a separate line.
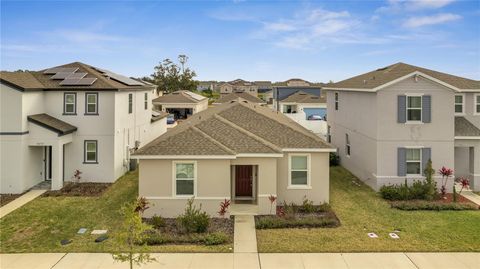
[236, 153, 284, 158]
[145, 196, 230, 200]
[283, 148, 336, 152]
[455, 136, 480, 140]
[325, 71, 465, 93]
[131, 155, 236, 160]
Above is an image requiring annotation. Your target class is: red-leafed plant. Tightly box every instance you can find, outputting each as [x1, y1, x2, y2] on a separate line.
[218, 199, 231, 218]
[457, 177, 470, 194]
[72, 169, 82, 183]
[268, 194, 277, 214]
[439, 166, 453, 198]
[135, 197, 150, 213]
[276, 206, 285, 217]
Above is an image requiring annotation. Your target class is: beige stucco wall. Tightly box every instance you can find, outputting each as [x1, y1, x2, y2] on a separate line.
[277, 152, 330, 205]
[139, 153, 331, 217]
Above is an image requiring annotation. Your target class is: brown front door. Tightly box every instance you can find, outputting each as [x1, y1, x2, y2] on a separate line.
[235, 165, 253, 197]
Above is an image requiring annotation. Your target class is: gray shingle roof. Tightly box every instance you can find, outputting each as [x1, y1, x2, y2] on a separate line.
[455, 117, 480, 137]
[327, 62, 480, 90]
[134, 100, 332, 156]
[27, 114, 77, 136]
[152, 90, 206, 104]
[215, 92, 265, 104]
[280, 91, 326, 103]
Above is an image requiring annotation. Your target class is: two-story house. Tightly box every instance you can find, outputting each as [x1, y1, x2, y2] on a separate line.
[324, 62, 480, 191]
[0, 62, 168, 194]
[219, 79, 258, 96]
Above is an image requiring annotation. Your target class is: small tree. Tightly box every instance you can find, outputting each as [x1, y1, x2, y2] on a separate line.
[112, 197, 156, 269]
[151, 55, 198, 94]
[423, 159, 436, 201]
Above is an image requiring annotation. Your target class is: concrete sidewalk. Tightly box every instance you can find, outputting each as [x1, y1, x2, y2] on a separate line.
[233, 215, 258, 253]
[1, 252, 479, 269]
[0, 190, 46, 219]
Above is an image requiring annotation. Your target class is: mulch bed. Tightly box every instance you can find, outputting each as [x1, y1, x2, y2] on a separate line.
[255, 205, 341, 229]
[42, 182, 111, 197]
[158, 217, 234, 237]
[0, 193, 23, 207]
[439, 193, 472, 204]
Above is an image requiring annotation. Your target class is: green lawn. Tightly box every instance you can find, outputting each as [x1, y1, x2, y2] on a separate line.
[0, 171, 232, 253]
[256, 166, 480, 252]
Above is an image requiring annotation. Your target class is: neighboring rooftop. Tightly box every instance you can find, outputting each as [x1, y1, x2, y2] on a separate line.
[215, 92, 266, 104]
[326, 62, 480, 90]
[152, 90, 207, 104]
[134, 100, 332, 156]
[1, 62, 154, 91]
[280, 91, 326, 103]
[27, 113, 77, 136]
[226, 79, 254, 86]
[455, 117, 480, 137]
[151, 110, 169, 122]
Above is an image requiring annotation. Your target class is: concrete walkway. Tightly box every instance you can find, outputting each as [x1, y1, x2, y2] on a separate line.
[233, 215, 258, 253]
[1, 252, 479, 269]
[0, 189, 46, 219]
[459, 190, 480, 206]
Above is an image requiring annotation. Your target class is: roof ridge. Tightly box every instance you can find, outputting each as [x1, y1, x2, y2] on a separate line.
[190, 126, 237, 155]
[213, 113, 283, 153]
[238, 102, 329, 144]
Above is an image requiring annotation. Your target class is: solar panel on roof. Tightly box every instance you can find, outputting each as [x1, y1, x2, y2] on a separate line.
[51, 72, 76, 79]
[59, 78, 81, 85]
[44, 67, 78, 74]
[76, 78, 97, 85]
[66, 72, 87, 79]
[93, 67, 144, 86]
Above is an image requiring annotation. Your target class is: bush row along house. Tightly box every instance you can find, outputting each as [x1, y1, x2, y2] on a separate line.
[0, 62, 168, 193]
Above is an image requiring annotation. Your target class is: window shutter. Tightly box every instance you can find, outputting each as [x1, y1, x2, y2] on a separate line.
[397, 148, 406, 177]
[422, 148, 431, 175]
[422, 95, 431, 123]
[397, 95, 406, 123]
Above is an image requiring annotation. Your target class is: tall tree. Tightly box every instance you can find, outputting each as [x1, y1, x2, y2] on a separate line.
[151, 55, 198, 94]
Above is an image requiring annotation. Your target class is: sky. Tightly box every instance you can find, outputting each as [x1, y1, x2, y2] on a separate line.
[1, 0, 479, 82]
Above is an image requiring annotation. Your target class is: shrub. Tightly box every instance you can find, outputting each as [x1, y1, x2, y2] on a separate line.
[282, 201, 297, 220]
[317, 203, 331, 212]
[217, 199, 231, 218]
[176, 198, 210, 233]
[423, 159, 437, 201]
[380, 179, 436, 201]
[256, 216, 338, 229]
[144, 231, 171, 245]
[150, 215, 166, 229]
[203, 232, 229, 245]
[391, 201, 478, 211]
[329, 153, 340, 166]
[301, 196, 316, 213]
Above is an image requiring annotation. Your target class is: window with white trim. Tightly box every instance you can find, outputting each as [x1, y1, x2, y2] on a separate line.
[407, 96, 422, 122]
[64, 93, 76, 114]
[283, 104, 297, 114]
[175, 162, 195, 196]
[144, 92, 148, 110]
[289, 155, 309, 186]
[345, 134, 351, 157]
[128, 93, 133, 114]
[334, 92, 339, 110]
[406, 148, 421, 175]
[85, 93, 98, 114]
[454, 94, 464, 114]
[476, 94, 480, 114]
[84, 140, 97, 163]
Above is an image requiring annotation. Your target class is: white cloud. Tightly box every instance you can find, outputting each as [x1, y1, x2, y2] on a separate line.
[403, 13, 461, 27]
[263, 22, 296, 32]
[377, 0, 456, 13]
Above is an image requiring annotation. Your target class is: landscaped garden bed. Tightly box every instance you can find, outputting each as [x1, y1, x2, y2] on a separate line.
[379, 161, 478, 211]
[255, 198, 340, 229]
[144, 217, 233, 246]
[0, 193, 23, 207]
[42, 182, 111, 197]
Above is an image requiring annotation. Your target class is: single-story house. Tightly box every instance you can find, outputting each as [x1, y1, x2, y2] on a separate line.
[133, 99, 335, 217]
[213, 92, 266, 105]
[152, 90, 208, 120]
[279, 91, 328, 138]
